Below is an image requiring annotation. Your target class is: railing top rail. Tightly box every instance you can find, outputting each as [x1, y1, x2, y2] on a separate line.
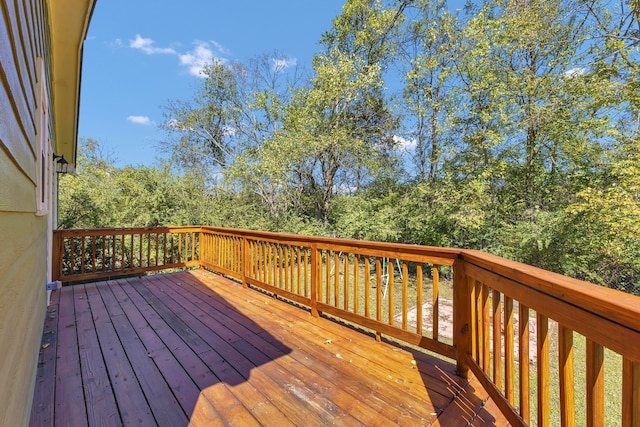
[201, 225, 461, 262]
[54, 226, 202, 237]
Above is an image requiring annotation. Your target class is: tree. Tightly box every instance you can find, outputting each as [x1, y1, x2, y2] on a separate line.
[399, 0, 458, 183]
[279, 0, 407, 226]
[161, 61, 239, 176]
[58, 138, 118, 229]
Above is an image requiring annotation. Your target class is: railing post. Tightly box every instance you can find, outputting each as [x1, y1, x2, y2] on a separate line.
[310, 244, 319, 317]
[241, 236, 248, 288]
[52, 231, 63, 281]
[453, 257, 471, 378]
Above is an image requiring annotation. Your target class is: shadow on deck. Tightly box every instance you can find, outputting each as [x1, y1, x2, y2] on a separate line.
[30, 269, 508, 426]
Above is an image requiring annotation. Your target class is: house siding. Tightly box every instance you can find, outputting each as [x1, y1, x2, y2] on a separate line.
[0, 0, 51, 425]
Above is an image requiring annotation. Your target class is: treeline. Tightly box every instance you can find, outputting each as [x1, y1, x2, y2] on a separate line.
[62, 0, 640, 293]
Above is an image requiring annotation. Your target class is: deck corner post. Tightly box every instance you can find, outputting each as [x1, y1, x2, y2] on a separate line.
[52, 230, 63, 281]
[241, 236, 249, 288]
[453, 256, 471, 379]
[310, 243, 319, 317]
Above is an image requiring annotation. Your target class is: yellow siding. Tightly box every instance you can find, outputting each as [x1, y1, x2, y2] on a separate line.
[0, 0, 50, 425]
[0, 214, 47, 427]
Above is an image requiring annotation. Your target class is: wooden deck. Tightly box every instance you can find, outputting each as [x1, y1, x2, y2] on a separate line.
[30, 269, 508, 426]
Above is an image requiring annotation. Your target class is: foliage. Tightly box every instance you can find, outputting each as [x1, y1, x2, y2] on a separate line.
[66, 0, 640, 294]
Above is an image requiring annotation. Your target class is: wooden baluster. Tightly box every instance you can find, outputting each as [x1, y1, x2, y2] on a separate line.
[254, 241, 259, 281]
[492, 289, 502, 389]
[388, 261, 395, 326]
[504, 296, 515, 405]
[242, 237, 248, 288]
[432, 265, 439, 340]
[120, 235, 125, 270]
[261, 242, 266, 283]
[586, 339, 604, 427]
[304, 248, 309, 297]
[288, 245, 293, 292]
[101, 235, 106, 272]
[111, 235, 116, 271]
[146, 232, 151, 267]
[268, 243, 274, 285]
[284, 245, 289, 291]
[80, 236, 86, 274]
[291, 246, 296, 293]
[250, 241, 256, 279]
[416, 264, 423, 336]
[334, 251, 339, 307]
[297, 247, 302, 295]
[622, 358, 640, 427]
[234, 237, 238, 272]
[91, 236, 96, 272]
[223, 236, 227, 268]
[474, 281, 482, 364]
[343, 253, 349, 310]
[163, 233, 167, 266]
[310, 244, 319, 317]
[376, 257, 382, 325]
[402, 261, 408, 330]
[482, 284, 490, 373]
[234, 236, 238, 272]
[278, 244, 283, 288]
[519, 304, 530, 424]
[325, 250, 331, 304]
[364, 257, 371, 319]
[272, 243, 277, 286]
[273, 243, 281, 287]
[559, 325, 575, 427]
[259, 242, 264, 282]
[178, 233, 180, 264]
[353, 256, 359, 315]
[538, 313, 550, 427]
[189, 233, 196, 261]
[155, 233, 159, 267]
[70, 237, 75, 275]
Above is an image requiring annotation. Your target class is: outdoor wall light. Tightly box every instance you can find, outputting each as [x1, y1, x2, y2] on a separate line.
[53, 153, 69, 174]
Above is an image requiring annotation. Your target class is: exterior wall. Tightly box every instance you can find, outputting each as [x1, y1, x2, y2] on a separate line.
[0, 0, 53, 425]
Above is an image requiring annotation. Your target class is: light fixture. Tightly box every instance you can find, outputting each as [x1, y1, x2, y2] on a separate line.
[53, 153, 69, 174]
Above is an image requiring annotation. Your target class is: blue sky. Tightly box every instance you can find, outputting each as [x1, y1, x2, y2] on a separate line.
[79, 1, 346, 167]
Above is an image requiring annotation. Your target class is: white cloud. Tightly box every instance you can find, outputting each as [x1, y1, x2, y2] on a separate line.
[393, 135, 417, 151]
[127, 34, 230, 78]
[273, 57, 297, 73]
[179, 41, 226, 77]
[129, 34, 176, 55]
[127, 115, 152, 125]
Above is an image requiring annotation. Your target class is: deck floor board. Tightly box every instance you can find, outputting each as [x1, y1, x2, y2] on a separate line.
[30, 269, 508, 426]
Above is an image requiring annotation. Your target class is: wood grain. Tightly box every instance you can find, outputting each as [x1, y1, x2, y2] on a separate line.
[31, 270, 500, 426]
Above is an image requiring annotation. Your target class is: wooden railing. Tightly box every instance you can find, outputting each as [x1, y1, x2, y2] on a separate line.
[200, 226, 460, 359]
[52, 226, 640, 426]
[457, 250, 640, 427]
[52, 227, 200, 282]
